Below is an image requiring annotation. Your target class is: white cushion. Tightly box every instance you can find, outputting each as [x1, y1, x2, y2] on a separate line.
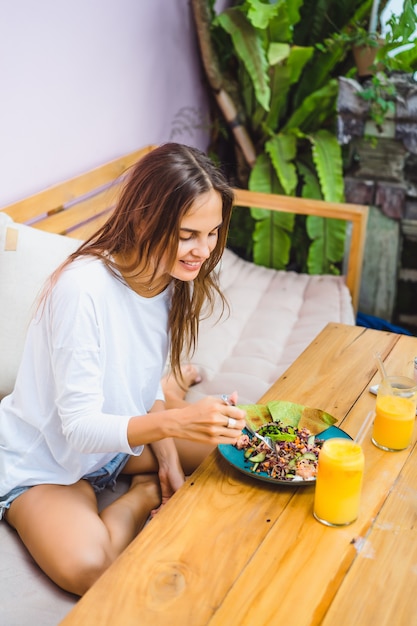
[186, 248, 355, 404]
[0, 213, 355, 406]
[0, 213, 81, 399]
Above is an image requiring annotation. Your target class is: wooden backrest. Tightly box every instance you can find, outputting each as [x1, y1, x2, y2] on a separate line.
[232, 189, 368, 313]
[1, 146, 156, 241]
[1, 146, 368, 311]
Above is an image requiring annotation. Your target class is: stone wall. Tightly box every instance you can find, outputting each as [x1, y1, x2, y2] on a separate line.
[337, 74, 417, 334]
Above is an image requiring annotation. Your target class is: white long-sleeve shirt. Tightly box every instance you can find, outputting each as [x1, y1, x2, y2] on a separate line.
[0, 256, 171, 495]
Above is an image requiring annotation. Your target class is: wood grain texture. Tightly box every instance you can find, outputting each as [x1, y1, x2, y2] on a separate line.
[59, 324, 417, 626]
[60, 454, 295, 625]
[322, 438, 417, 626]
[233, 189, 368, 311]
[1, 146, 155, 223]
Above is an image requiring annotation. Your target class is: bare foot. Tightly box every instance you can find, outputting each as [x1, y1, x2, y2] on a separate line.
[99, 474, 160, 556]
[162, 364, 202, 405]
[129, 474, 161, 517]
[130, 472, 160, 489]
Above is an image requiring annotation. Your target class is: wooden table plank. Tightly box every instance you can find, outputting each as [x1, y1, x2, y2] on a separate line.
[213, 327, 417, 626]
[59, 324, 417, 626]
[321, 443, 417, 625]
[60, 453, 296, 625]
[260, 324, 399, 418]
[207, 428, 417, 626]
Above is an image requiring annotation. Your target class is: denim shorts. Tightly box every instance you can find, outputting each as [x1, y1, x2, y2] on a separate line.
[82, 452, 130, 493]
[0, 452, 130, 520]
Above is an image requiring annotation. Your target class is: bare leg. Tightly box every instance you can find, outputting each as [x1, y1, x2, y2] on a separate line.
[174, 438, 217, 475]
[162, 363, 202, 409]
[6, 448, 160, 596]
[162, 364, 216, 474]
[96, 446, 161, 551]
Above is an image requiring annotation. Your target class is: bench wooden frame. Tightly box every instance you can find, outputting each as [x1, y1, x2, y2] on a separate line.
[1, 145, 368, 311]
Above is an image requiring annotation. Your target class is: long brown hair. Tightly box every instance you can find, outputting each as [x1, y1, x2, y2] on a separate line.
[50, 143, 234, 381]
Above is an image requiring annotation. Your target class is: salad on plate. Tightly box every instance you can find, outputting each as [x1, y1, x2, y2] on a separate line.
[236, 422, 323, 482]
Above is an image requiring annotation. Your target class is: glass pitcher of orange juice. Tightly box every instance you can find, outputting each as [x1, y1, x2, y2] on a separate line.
[372, 376, 417, 452]
[314, 438, 364, 527]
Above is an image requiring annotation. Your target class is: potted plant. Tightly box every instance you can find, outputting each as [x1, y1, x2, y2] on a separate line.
[350, 0, 385, 76]
[320, 4, 417, 73]
[191, 0, 416, 274]
[351, 27, 384, 77]
[320, 0, 417, 132]
[359, 72, 397, 133]
[191, 0, 374, 277]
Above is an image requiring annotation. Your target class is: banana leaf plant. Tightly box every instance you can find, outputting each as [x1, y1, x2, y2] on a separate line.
[191, 0, 378, 275]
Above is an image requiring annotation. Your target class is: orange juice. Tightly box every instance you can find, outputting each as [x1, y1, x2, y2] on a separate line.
[372, 394, 415, 451]
[372, 376, 417, 452]
[314, 439, 364, 527]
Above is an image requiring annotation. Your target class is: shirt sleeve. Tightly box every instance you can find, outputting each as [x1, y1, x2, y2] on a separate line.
[155, 381, 165, 403]
[47, 271, 136, 455]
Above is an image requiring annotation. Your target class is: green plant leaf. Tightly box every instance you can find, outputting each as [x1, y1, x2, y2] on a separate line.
[295, 145, 346, 274]
[285, 45, 315, 81]
[284, 80, 339, 132]
[265, 134, 298, 195]
[246, 0, 281, 30]
[267, 45, 315, 129]
[248, 153, 282, 195]
[384, 39, 417, 71]
[268, 42, 291, 65]
[248, 154, 294, 269]
[309, 129, 344, 202]
[307, 235, 326, 274]
[306, 234, 342, 274]
[216, 8, 271, 110]
[307, 216, 346, 263]
[298, 161, 322, 200]
[249, 155, 294, 230]
[303, 129, 346, 272]
[253, 216, 292, 269]
[397, 40, 417, 68]
[266, 63, 291, 130]
[261, 0, 303, 42]
[387, 0, 417, 42]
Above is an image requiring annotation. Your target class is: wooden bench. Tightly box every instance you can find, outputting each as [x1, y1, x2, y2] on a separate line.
[1, 145, 366, 310]
[0, 145, 369, 625]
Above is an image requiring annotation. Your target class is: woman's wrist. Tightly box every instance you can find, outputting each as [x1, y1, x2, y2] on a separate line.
[127, 408, 182, 447]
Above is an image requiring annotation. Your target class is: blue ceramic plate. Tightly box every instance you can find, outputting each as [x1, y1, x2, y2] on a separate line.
[218, 425, 352, 487]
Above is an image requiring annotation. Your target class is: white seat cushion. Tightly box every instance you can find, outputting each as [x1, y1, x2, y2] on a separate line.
[186, 248, 355, 404]
[0, 213, 81, 399]
[0, 211, 355, 405]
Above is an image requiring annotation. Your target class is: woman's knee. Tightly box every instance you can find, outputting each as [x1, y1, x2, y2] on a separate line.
[56, 542, 114, 596]
[6, 482, 115, 596]
[174, 439, 215, 475]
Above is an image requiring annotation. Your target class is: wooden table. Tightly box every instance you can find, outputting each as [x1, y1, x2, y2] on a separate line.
[60, 323, 417, 626]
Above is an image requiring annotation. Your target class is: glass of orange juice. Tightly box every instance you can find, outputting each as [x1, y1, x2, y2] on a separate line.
[372, 376, 417, 452]
[313, 438, 364, 527]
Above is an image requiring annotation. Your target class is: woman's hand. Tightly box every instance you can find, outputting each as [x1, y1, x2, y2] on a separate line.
[149, 437, 185, 517]
[150, 462, 184, 518]
[171, 395, 246, 444]
[127, 394, 246, 449]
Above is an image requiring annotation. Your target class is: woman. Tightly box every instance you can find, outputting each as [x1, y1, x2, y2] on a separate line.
[0, 143, 246, 595]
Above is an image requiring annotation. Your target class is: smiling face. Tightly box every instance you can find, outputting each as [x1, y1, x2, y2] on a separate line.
[168, 188, 223, 282]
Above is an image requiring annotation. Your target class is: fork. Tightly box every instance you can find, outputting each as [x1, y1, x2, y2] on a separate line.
[246, 425, 276, 452]
[220, 394, 276, 452]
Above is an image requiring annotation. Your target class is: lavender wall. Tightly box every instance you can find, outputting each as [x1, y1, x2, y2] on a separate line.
[0, 0, 210, 206]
